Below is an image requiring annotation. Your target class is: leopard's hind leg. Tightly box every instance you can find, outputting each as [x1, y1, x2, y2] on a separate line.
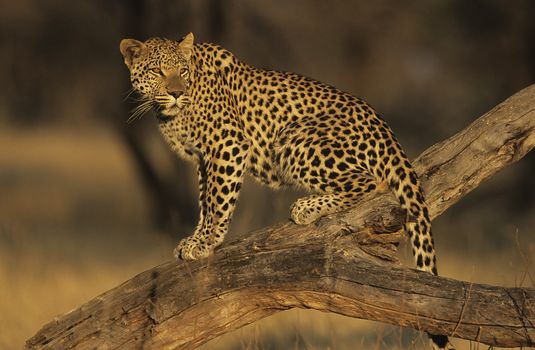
[290, 175, 378, 225]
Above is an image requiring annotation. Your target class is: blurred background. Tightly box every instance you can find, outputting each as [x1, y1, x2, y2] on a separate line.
[1, 0, 534, 349]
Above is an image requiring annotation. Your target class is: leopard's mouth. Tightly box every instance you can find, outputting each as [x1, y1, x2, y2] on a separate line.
[159, 96, 191, 117]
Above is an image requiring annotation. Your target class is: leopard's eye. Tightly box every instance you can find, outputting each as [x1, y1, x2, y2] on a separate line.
[180, 68, 189, 76]
[150, 67, 162, 75]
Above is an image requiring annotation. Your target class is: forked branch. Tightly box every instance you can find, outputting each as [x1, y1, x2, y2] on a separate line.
[27, 85, 535, 349]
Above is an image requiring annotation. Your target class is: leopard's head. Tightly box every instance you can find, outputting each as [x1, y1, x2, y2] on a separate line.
[120, 33, 194, 118]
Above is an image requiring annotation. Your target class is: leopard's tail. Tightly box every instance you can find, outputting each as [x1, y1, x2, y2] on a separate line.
[385, 155, 454, 350]
[387, 164, 437, 275]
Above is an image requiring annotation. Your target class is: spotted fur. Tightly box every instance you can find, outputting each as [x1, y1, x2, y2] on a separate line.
[120, 33, 451, 349]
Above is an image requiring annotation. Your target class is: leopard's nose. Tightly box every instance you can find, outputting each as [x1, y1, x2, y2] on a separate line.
[169, 90, 183, 98]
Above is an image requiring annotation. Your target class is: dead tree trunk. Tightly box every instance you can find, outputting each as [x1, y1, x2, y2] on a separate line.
[26, 85, 535, 349]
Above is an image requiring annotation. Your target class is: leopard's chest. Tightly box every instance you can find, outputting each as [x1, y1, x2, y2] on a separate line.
[158, 118, 198, 163]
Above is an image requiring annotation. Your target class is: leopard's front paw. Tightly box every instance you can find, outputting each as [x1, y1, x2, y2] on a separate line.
[290, 197, 322, 225]
[173, 236, 213, 260]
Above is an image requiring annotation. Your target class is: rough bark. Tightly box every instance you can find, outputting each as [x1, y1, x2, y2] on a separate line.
[27, 84, 535, 349]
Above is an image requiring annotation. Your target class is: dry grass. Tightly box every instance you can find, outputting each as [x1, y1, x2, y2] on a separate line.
[0, 127, 533, 350]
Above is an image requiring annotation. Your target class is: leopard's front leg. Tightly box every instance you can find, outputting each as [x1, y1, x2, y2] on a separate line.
[174, 139, 248, 260]
[172, 161, 208, 259]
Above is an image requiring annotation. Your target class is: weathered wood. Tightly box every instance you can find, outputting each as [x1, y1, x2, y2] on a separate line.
[27, 84, 535, 349]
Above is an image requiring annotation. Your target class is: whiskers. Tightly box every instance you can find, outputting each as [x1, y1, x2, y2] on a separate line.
[127, 99, 157, 124]
[122, 88, 137, 102]
[177, 95, 193, 109]
[123, 89, 192, 123]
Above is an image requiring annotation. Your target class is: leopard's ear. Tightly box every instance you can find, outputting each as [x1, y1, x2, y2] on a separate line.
[178, 33, 194, 60]
[120, 39, 145, 68]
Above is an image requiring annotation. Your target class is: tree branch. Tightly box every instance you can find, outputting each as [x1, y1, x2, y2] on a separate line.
[27, 85, 535, 349]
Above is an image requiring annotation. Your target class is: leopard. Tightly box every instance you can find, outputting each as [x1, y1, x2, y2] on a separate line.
[120, 33, 453, 349]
